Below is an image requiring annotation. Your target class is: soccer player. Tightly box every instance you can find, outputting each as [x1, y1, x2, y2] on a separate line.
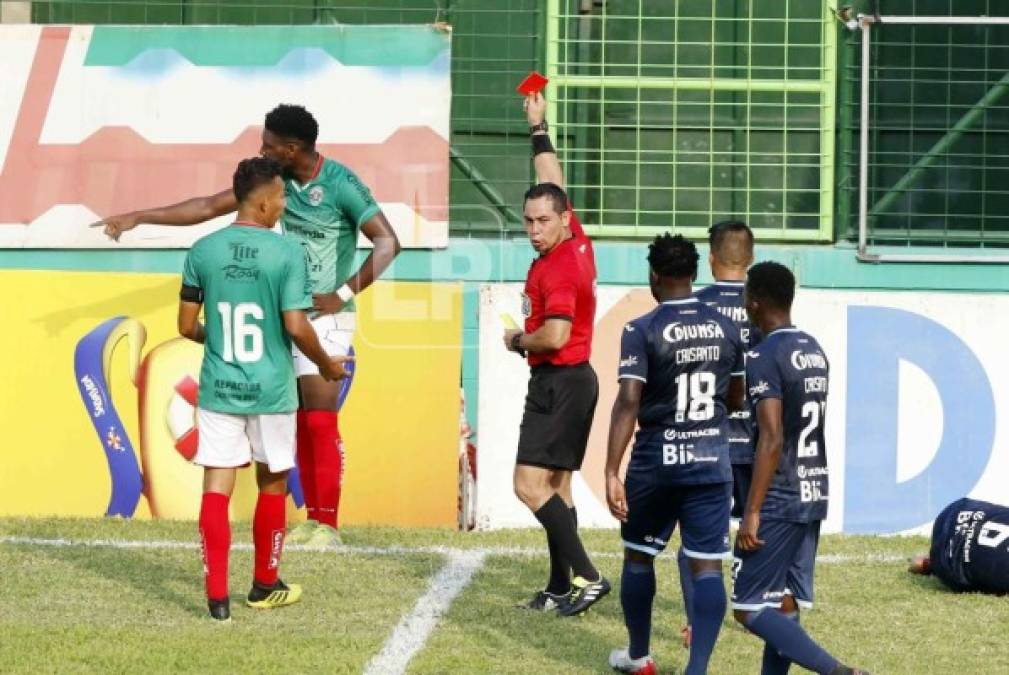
[177, 157, 351, 622]
[606, 234, 745, 675]
[502, 92, 609, 616]
[908, 497, 1009, 594]
[97, 104, 401, 547]
[677, 220, 760, 646]
[731, 262, 868, 675]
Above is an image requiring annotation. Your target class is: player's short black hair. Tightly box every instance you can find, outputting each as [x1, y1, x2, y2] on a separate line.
[264, 104, 319, 148]
[746, 261, 795, 310]
[648, 233, 698, 280]
[708, 219, 754, 266]
[233, 157, 283, 204]
[523, 182, 570, 215]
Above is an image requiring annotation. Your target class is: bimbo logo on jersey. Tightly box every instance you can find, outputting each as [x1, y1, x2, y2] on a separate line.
[661, 320, 724, 344]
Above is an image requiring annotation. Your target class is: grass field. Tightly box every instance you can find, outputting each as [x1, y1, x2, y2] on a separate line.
[1, 517, 1004, 674]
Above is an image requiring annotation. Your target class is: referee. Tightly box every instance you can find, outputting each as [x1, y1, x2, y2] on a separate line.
[503, 92, 610, 617]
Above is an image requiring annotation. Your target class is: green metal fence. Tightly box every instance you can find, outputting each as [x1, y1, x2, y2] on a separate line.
[841, 0, 1009, 249]
[8, 0, 844, 242]
[14, 0, 542, 237]
[546, 0, 837, 241]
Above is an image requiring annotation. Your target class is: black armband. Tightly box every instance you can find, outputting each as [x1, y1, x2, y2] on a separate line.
[180, 284, 204, 303]
[531, 133, 555, 156]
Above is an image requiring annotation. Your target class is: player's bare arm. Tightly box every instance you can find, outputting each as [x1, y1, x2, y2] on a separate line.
[177, 300, 206, 344]
[908, 555, 931, 575]
[91, 188, 238, 242]
[739, 397, 784, 551]
[727, 374, 745, 412]
[283, 310, 353, 382]
[503, 318, 571, 354]
[312, 211, 401, 314]
[605, 378, 643, 523]
[525, 92, 564, 188]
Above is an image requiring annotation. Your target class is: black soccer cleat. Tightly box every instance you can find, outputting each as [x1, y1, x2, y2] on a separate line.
[558, 575, 611, 616]
[208, 597, 231, 622]
[516, 590, 566, 612]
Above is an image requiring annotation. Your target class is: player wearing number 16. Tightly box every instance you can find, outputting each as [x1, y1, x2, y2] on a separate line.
[177, 157, 352, 622]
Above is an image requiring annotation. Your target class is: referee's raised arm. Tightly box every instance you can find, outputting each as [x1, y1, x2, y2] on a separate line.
[525, 92, 564, 188]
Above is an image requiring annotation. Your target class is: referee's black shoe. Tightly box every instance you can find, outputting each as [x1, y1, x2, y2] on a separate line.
[558, 575, 611, 616]
[516, 590, 566, 612]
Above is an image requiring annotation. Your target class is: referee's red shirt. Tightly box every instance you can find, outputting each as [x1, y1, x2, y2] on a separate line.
[522, 210, 596, 366]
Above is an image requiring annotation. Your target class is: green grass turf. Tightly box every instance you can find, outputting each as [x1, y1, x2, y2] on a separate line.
[1, 517, 1003, 674]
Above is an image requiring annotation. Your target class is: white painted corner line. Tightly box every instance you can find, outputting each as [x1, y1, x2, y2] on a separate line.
[363, 550, 486, 675]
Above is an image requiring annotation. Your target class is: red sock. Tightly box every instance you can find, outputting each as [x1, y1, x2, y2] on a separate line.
[199, 492, 231, 601]
[253, 491, 287, 586]
[295, 410, 319, 521]
[305, 410, 343, 529]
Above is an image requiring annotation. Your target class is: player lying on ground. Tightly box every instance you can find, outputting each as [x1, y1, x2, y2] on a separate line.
[606, 234, 746, 675]
[908, 497, 1009, 594]
[96, 104, 400, 548]
[177, 157, 350, 622]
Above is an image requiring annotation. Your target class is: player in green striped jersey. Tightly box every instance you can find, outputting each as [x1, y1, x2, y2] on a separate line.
[97, 105, 401, 546]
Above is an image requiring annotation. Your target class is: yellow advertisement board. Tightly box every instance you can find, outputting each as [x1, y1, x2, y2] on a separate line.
[0, 270, 461, 527]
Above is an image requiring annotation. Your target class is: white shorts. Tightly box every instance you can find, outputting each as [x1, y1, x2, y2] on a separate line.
[292, 313, 355, 377]
[194, 408, 296, 473]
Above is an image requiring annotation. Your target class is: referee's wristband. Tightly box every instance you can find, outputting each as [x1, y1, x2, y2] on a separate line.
[510, 332, 527, 356]
[336, 284, 355, 303]
[531, 132, 555, 156]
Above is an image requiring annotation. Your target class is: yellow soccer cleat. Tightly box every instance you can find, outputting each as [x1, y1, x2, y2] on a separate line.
[304, 523, 343, 549]
[245, 580, 303, 609]
[285, 520, 318, 545]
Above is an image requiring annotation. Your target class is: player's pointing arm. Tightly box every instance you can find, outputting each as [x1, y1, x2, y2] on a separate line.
[91, 188, 238, 242]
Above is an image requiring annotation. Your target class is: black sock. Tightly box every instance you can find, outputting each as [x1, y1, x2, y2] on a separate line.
[533, 494, 597, 581]
[544, 505, 580, 594]
[544, 528, 570, 595]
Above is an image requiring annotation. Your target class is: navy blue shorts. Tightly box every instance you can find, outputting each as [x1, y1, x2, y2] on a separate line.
[731, 519, 820, 611]
[621, 478, 731, 560]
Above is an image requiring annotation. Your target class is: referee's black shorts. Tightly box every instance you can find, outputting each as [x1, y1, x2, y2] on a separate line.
[517, 362, 599, 471]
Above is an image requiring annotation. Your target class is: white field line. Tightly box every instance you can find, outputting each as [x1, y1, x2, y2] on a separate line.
[0, 535, 907, 564]
[362, 550, 486, 675]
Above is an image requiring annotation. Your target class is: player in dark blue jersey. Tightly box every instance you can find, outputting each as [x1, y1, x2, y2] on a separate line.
[731, 262, 868, 675]
[605, 234, 745, 675]
[695, 221, 761, 513]
[909, 497, 1009, 594]
[679, 220, 760, 648]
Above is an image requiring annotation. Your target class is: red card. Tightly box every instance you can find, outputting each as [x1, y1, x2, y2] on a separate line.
[516, 71, 548, 95]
